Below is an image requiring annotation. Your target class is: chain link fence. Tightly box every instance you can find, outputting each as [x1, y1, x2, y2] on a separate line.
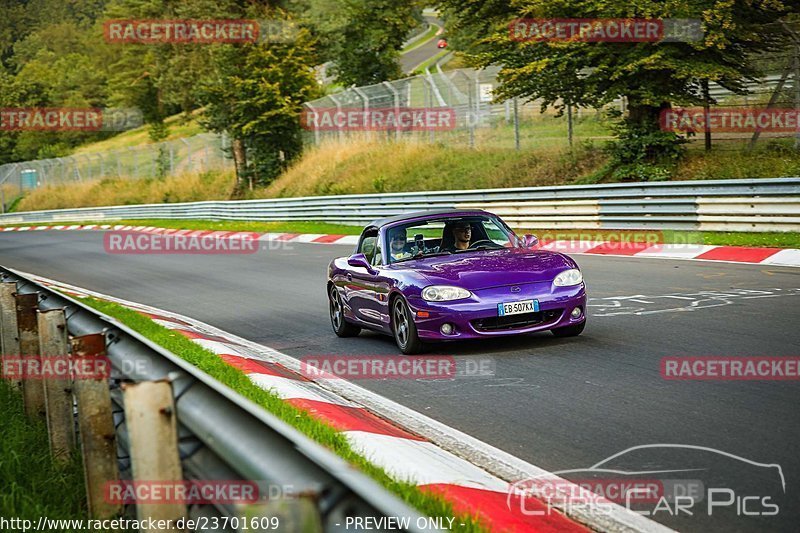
[0, 132, 233, 207]
[303, 56, 800, 151]
[303, 66, 616, 151]
[3, 45, 799, 208]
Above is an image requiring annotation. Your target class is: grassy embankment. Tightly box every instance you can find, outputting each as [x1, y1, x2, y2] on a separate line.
[16, 108, 800, 213]
[9, 110, 800, 251]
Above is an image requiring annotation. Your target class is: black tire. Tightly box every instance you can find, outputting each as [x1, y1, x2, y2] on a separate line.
[551, 320, 585, 338]
[391, 297, 424, 355]
[329, 285, 361, 337]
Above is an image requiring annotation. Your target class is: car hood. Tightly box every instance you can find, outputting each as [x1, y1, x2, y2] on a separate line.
[404, 248, 577, 290]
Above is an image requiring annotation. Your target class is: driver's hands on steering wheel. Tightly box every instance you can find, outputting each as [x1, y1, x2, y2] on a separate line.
[468, 239, 497, 249]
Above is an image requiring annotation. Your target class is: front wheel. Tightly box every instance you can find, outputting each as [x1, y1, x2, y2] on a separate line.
[329, 285, 360, 337]
[551, 321, 585, 338]
[391, 297, 424, 355]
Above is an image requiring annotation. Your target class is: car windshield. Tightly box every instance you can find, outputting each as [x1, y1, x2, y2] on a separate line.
[385, 214, 518, 264]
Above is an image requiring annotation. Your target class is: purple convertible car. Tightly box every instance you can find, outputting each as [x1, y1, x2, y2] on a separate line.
[327, 209, 586, 354]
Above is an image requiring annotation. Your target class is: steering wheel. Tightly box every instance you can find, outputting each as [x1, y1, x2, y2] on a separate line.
[468, 239, 497, 249]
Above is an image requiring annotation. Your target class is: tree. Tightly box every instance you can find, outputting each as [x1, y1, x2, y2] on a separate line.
[437, 0, 799, 167]
[297, 0, 419, 86]
[0, 1, 113, 161]
[198, 18, 320, 190]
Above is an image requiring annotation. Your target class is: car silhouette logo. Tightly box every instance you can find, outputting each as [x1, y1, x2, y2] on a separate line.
[511, 286, 521, 292]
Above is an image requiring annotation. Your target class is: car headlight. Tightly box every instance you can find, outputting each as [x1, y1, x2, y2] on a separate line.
[421, 285, 472, 302]
[553, 268, 583, 287]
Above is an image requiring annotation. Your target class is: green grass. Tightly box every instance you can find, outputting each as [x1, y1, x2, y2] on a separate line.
[116, 219, 363, 234]
[73, 113, 203, 155]
[3, 219, 796, 248]
[528, 229, 800, 249]
[696, 231, 800, 248]
[0, 219, 362, 235]
[78, 297, 488, 532]
[0, 379, 87, 522]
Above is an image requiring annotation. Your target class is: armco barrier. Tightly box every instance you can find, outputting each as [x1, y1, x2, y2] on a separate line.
[0, 267, 430, 532]
[1, 178, 799, 232]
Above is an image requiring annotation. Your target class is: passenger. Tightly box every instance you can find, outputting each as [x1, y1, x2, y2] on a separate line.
[389, 228, 411, 262]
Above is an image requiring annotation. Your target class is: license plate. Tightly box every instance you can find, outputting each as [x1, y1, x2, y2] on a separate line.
[497, 299, 539, 316]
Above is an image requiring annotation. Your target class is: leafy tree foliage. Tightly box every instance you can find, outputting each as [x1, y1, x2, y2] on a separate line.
[437, 0, 799, 169]
[199, 18, 320, 189]
[296, 0, 420, 86]
[0, 0, 320, 186]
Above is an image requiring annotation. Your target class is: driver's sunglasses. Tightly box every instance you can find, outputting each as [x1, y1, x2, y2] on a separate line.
[391, 236, 406, 242]
[454, 226, 471, 232]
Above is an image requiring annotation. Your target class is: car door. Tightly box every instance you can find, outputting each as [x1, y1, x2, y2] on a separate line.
[347, 231, 392, 330]
[368, 232, 393, 330]
[344, 230, 379, 324]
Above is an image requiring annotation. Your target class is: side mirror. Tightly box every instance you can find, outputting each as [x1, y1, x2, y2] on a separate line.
[347, 253, 376, 273]
[521, 234, 539, 248]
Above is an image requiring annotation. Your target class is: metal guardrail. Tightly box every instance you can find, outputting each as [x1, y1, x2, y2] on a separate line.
[1, 178, 799, 232]
[0, 266, 430, 532]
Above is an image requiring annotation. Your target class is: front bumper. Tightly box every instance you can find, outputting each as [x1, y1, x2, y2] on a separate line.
[407, 282, 586, 341]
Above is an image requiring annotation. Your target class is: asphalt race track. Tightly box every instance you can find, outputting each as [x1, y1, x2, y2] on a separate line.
[400, 15, 444, 74]
[2, 230, 799, 532]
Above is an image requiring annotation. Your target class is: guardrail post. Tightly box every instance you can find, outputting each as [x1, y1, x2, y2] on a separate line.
[1, 281, 20, 359]
[38, 308, 76, 462]
[71, 334, 121, 519]
[1, 281, 22, 390]
[123, 380, 186, 529]
[16, 292, 45, 418]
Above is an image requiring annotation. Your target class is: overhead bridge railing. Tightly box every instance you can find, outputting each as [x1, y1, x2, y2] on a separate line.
[0, 267, 430, 533]
[1, 177, 799, 232]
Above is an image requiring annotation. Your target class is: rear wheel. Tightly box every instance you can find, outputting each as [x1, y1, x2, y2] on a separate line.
[329, 285, 360, 337]
[551, 321, 585, 338]
[392, 297, 424, 355]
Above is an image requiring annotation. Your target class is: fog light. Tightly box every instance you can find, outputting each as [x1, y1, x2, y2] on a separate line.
[440, 323, 454, 335]
[571, 307, 583, 319]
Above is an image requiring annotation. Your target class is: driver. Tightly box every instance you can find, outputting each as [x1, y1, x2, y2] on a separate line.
[446, 221, 472, 251]
[389, 228, 411, 261]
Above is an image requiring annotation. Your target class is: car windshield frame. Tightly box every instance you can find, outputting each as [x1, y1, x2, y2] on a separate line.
[383, 214, 519, 265]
